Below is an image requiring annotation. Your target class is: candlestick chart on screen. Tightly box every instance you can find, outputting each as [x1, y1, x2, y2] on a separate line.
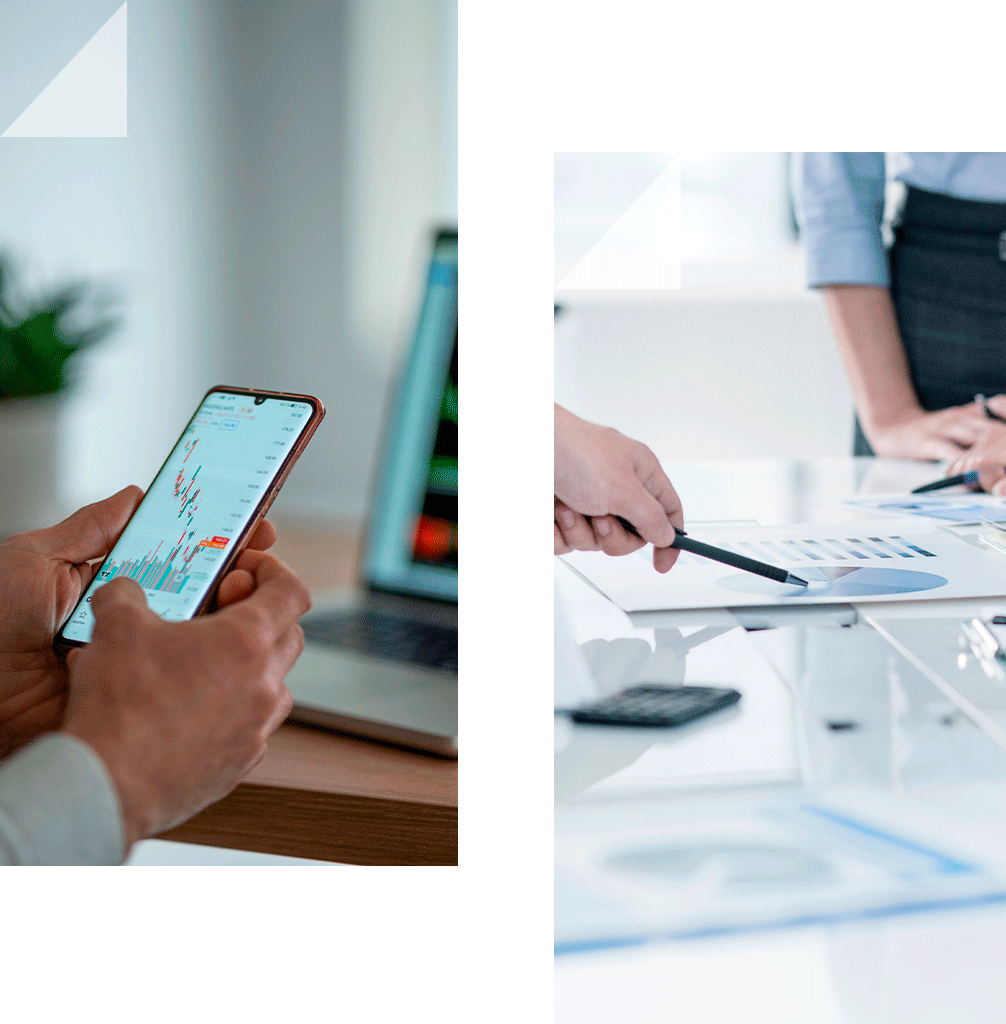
[62, 393, 312, 642]
[412, 333, 458, 569]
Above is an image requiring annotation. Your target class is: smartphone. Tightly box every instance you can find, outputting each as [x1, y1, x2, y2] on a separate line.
[56, 386, 325, 650]
[568, 685, 741, 728]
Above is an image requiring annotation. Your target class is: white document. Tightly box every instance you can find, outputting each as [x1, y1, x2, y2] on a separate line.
[839, 492, 1006, 524]
[555, 787, 1006, 954]
[561, 518, 1006, 613]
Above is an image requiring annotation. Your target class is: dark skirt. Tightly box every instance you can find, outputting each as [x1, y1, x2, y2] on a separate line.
[853, 184, 1006, 456]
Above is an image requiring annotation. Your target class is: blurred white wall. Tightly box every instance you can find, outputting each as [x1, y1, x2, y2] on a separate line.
[0, 0, 457, 520]
[554, 153, 856, 465]
[0, 1, 227, 514]
[554, 294, 854, 466]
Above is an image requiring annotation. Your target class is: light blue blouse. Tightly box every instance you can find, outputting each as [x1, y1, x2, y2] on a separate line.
[791, 153, 1006, 288]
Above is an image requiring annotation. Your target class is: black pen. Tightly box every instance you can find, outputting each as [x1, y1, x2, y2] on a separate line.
[613, 516, 809, 587]
[911, 470, 981, 494]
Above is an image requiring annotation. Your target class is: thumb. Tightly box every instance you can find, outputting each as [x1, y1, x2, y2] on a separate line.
[36, 486, 143, 564]
[89, 576, 151, 619]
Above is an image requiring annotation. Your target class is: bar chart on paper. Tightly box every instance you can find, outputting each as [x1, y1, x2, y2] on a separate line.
[62, 392, 313, 642]
[560, 518, 1006, 613]
[709, 533, 948, 599]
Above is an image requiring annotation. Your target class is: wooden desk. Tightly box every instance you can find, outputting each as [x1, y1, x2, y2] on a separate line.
[158, 517, 458, 865]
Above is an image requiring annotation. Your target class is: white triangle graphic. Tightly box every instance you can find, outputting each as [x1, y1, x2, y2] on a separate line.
[2, 3, 127, 138]
[558, 159, 682, 290]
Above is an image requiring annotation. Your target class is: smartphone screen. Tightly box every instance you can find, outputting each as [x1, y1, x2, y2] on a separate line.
[60, 389, 318, 644]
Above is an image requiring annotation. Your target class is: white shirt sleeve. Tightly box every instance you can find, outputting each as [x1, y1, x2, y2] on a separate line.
[0, 733, 125, 865]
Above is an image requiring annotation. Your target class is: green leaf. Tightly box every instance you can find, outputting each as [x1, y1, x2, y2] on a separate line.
[0, 255, 121, 399]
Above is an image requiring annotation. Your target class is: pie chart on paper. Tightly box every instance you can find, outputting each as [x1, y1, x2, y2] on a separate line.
[716, 564, 949, 599]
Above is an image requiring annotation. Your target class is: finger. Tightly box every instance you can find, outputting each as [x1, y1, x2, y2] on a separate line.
[554, 499, 579, 533]
[35, 486, 143, 563]
[554, 523, 572, 555]
[220, 552, 312, 640]
[89, 576, 151, 617]
[946, 451, 979, 475]
[985, 395, 1006, 420]
[949, 401, 992, 422]
[244, 518, 278, 551]
[977, 464, 1006, 493]
[264, 683, 295, 735]
[941, 419, 989, 447]
[609, 445, 683, 546]
[920, 437, 969, 461]
[216, 568, 256, 608]
[255, 681, 296, 745]
[261, 627, 303, 733]
[946, 450, 972, 474]
[610, 479, 677, 548]
[271, 623, 306, 678]
[653, 546, 681, 574]
[554, 507, 600, 552]
[591, 515, 646, 557]
[74, 560, 102, 593]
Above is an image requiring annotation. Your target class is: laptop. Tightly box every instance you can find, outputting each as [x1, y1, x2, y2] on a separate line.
[284, 228, 458, 758]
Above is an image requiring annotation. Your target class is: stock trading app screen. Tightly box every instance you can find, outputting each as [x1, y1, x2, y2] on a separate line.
[61, 392, 312, 643]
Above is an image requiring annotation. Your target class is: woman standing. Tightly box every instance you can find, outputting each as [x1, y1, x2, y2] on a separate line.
[792, 153, 1006, 461]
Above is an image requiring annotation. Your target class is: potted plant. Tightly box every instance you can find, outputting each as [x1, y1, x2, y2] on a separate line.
[0, 255, 120, 534]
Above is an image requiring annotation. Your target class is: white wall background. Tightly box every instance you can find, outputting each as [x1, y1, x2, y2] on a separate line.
[554, 153, 856, 466]
[0, 0, 458, 521]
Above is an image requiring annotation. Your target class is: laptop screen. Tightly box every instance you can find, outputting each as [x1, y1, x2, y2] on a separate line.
[362, 229, 458, 602]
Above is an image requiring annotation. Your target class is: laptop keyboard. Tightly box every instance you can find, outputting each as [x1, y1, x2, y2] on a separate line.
[300, 610, 458, 672]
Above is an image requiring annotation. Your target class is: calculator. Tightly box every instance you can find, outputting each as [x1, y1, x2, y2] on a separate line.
[569, 684, 741, 728]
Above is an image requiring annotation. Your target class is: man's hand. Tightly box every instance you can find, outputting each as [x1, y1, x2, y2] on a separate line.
[62, 549, 309, 851]
[554, 405, 684, 573]
[0, 487, 279, 760]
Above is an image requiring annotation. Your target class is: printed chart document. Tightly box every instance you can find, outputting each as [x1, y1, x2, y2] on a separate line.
[561, 518, 1006, 613]
[838, 492, 1006, 524]
[555, 787, 1006, 954]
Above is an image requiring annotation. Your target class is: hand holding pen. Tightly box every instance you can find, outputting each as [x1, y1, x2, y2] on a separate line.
[554, 405, 684, 573]
[931, 396, 1006, 494]
[612, 516, 808, 587]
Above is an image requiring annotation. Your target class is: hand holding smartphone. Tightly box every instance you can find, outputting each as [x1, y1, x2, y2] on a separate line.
[56, 386, 324, 650]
